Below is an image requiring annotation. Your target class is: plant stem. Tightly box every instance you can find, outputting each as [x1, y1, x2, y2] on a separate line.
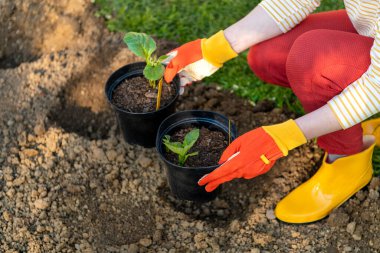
[156, 78, 163, 111]
[179, 155, 185, 166]
[228, 119, 231, 145]
[178, 157, 185, 166]
[149, 80, 156, 89]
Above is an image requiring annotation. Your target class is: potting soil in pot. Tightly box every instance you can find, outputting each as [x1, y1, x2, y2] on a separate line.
[164, 126, 228, 167]
[111, 76, 176, 113]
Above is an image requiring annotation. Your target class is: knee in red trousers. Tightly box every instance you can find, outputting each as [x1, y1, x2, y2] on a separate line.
[286, 29, 364, 155]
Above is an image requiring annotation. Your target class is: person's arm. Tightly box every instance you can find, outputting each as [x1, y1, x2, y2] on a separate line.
[164, 0, 321, 85]
[295, 104, 341, 139]
[224, 6, 282, 53]
[225, 0, 321, 53]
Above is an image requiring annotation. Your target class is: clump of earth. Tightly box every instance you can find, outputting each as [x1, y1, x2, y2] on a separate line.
[0, 1, 379, 252]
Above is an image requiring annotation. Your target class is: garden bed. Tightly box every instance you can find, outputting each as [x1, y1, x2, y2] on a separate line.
[0, 1, 379, 252]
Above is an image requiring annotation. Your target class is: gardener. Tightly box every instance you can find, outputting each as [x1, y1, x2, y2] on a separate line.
[164, 0, 380, 224]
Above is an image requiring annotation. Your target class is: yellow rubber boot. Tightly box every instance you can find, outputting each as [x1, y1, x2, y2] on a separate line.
[275, 135, 375, 224]
[362, 118, 380, 146]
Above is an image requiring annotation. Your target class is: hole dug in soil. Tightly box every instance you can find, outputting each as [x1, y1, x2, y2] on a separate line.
[47, 42, 122, 140]
[0, 1, 91, 69]
[48, 88, 114, 140]
[0, 23, 42, 69]
[0, 2, 46, 68]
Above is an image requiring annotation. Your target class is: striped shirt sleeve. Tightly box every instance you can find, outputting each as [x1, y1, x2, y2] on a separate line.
[328, 19, 380, 129]
[259, 0, 321, 32]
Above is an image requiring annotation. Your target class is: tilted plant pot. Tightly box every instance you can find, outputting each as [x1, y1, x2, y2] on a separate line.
[156, 110, 237, 202]
[105, 62, 180, 148]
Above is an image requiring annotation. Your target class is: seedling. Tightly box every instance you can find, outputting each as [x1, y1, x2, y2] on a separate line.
[123, 32, 169, 110]
[163, 128, 200, 166]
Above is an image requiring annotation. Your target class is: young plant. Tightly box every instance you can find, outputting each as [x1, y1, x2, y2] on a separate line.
[163, 128, 200, 166]
[123, 32, 169, 110]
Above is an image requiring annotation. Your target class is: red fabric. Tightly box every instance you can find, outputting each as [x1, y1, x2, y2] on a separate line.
[247, 10, 374, 155]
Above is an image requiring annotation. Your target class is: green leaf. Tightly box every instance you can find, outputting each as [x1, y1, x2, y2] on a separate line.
[183, 152, 198, 166]
[162, 128, 200, 166]
[123, 32, 146, 58]
[143, 64, 165, 81]
[158, 55, 169, 62]
[145, 37, 156, 58]
[183, 129, 200, 147]
[163, 141, 185, 156]
[187, 152, 199, 157]
[123, 32, 156, 59]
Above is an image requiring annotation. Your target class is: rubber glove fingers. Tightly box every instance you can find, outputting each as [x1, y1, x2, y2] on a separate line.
[198, 127, 284, 192]
[163, 39, 203, 83]
[199, 151, 242, 186]
[218, 137, 243, 164]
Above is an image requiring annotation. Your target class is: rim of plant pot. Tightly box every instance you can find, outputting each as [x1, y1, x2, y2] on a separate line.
[156, 110, 238, 170]
[105, 61, 180, 116]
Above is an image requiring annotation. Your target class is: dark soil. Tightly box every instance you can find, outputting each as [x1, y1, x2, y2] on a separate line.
[111, 76, 176, 113]
[83, 195, 154, 248]
[164, 126, 228, 167]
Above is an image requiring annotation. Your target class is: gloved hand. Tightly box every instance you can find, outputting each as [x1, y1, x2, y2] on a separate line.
[198, 120, 307, 192]
[163, 30, 237, 94]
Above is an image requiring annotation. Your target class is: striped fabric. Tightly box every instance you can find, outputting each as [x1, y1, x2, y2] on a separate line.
[259, 0, 380, 129]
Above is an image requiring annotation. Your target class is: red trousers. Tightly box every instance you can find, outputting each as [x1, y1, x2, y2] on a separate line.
[248, 10, 374, 155]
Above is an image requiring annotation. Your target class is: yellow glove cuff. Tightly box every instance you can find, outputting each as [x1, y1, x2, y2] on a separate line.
[201, 30, 238, 68]
[262, 120, 307, 156]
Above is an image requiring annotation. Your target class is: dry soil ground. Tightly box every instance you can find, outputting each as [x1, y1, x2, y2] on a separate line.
[1, 1, 380, 252]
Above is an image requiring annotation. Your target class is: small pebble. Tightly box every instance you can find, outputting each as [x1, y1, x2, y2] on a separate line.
[153, 230, 162, 242]
[346, 222, 356, 235]
[291, 231, 300, 238]
[3, 211, 11, 222]
[23, 149, 39, 157]
[139, 238, 152, 247]
[266, 209, 276, 220]
[352, 234, 362, 241]
[195, 222, 204, 231]
[127, 244, 139, 253]
[368, 189, 379, 200]
[106, 150, 118, 160]
[34, 199, 49, 210]
[343, 246, 352, 252]
[138, 156, 152, 168]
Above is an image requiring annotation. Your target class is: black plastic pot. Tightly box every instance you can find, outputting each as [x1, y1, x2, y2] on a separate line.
[105, 62, 180, 148]
[156, 110, 237, 202]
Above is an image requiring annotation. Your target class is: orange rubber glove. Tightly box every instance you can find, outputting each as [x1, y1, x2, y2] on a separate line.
[163, 31, 237, 94]
[198, 120, 307, 192]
